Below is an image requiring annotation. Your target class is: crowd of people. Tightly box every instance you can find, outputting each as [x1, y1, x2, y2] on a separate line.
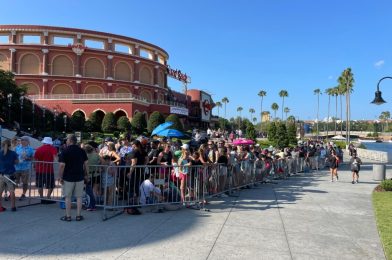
[0, 129, 361, 221]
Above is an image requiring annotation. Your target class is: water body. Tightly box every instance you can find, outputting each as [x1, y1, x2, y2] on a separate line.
[363, 142, 392, 154]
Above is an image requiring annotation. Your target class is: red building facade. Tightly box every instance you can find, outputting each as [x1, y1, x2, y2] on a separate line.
[0, 25, 194, 122]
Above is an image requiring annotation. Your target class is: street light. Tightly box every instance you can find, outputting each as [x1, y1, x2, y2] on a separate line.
[7, 93, 12, 124]
[63, 114, 67, 133]
[371, 76, 392, 105]
[53, 109, 58, 134]
[19, 95, 24, 129]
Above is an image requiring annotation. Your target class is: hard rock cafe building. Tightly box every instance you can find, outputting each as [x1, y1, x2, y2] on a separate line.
[0, 25, 213, 128]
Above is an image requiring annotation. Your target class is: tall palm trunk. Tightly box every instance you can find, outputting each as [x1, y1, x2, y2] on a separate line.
[340, 95, 343, 135]
[335, 95, 338, 135]
[281, 98, 285, 120]
[316, 94, 319, 139]
[327, 95, 330, 139]
[224, 104, 227, 119]
[260, 97, 263, 123]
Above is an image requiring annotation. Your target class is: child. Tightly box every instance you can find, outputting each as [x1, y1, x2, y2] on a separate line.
[101, 155, 116, 206]
[350, 153, 362, 184]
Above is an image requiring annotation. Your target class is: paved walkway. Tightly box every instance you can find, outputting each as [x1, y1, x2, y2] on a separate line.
[0, 158, 389, 260]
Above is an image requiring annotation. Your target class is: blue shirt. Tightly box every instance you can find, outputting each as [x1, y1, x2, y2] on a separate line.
[0, 149, 18, 175]
[15, 145, 35, 171]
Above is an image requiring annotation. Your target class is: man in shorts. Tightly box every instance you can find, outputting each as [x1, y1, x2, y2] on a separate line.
[58, 134, 88, 221]
[34, 137, 58, 203]
[14, 136, 34, 200]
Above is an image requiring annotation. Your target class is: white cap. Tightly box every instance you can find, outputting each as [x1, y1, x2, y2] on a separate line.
[42, 137, 53, 145]
[181, 144, 189, 150]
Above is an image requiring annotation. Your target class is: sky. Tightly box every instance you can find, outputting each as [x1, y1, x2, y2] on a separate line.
[1, 0, 392, 121]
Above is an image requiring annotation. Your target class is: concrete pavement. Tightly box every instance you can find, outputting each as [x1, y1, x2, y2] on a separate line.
[0, 158, 389, 260]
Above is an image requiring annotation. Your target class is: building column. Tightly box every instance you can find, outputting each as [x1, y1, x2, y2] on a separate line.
[42, 49, 49, 75]
[107, 55, 113, 80]
[153, 65, 159, 86]
[9, 48, 16, 73]
[43, 31, 49, 45]
[42, 78, 48, 98]
[107, 38, 113, 52]
[134, 60, 140, 83]
[107, 83, 112, 93]
[76, 80, 82, 94]
[11, 30, 16, 44]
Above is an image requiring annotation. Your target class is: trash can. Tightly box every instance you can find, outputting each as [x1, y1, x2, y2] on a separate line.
[373, 164, 386, 181]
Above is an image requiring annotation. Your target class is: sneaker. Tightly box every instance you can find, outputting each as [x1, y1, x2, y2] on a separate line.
[336, 175, 339, 181]
[352, 181, 355, 184]
[356, 180, 359, 183]
[331, 179, 334, 182]
[19, 194, 26, 201]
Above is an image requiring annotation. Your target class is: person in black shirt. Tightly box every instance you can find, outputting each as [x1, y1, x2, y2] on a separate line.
[58, 134, 88, 221]
[126, 140, 148, 215]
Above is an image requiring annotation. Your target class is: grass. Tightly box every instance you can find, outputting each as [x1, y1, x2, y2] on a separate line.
[373, 191, 392, 260]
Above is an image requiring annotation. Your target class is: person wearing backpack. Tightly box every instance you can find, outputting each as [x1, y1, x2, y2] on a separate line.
[350, 152, 362, 184]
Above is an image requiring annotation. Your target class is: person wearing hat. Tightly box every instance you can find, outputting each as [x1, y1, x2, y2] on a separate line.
[34, 137, 58, 202]
[14, 136, 34, 200]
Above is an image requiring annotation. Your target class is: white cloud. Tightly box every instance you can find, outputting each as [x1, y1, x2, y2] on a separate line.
[374, 60, 385, 68]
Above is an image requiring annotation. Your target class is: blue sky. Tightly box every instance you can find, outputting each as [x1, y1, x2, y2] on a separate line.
[2, 0, 392, 121]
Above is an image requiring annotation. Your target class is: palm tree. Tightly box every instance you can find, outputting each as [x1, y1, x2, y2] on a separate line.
[278, 90, 288, 120]
[337, 85, 345, 135]
[271, 103, 279, 120]
[380, 111, 390, 132]
[237, 106, 243, 129]
[338, 68, 355, 143]
[284, 107, 290, 120]
[325, 88, 334, 139]
[287, 115, 296, 123]
[249, 108, 255, 121]
[332, 87, 339, 136]
[215, 101, 222, 117]
[222, 97, 229, 119]
[313, 88, 321, 139]
[252, 117, 257, 124]
[258, 90, 267, 123]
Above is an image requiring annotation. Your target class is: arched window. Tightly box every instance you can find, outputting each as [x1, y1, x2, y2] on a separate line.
[84, 58, 105, 78]
[0, 53, 9, 71]
[52, 84, 73, 95]
[140, 90, 152, 102]
[158, 70, 165, 87]
[72, 110, 86, 120]
[115, 87, 131, 94]
[114, 110, 127, 120]
[20, 53, 40, 74]
[140, 66, 153, 85]
[52, 55, 73, 76]
[114, 62, 132, 81]
[84, 85, 104, 94]
[22, 83, 40, 95]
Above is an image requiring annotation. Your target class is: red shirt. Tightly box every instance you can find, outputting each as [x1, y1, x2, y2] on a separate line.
[34, 144, 57, 174]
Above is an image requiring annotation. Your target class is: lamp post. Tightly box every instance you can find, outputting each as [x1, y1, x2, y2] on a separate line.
[63, 114, 67, 134]
[371, 76, 392, 105]
[42, 106, 46, 131]
[7, 93, 12, 125]
[53, 109, 58, 134]
[19, 95, 24, 129]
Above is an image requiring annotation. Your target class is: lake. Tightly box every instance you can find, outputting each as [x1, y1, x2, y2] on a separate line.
[362, 142, 392, 154]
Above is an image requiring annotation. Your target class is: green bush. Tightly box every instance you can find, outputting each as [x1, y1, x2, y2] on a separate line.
[165, 114, 183, 131]
[381, 180, 392, 191]
[101, 112, 117, 133]
[147, 111, 165, 133]
[117, 116, 131, 132]
[131, 112, 147, 134]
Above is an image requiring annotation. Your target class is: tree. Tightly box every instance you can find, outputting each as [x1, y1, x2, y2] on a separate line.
[131, 112, 147, 134]
[258, 90, 267, 124]
[222, 97, 229, 119]
[237, 106, 243, 129]
[117, 116, 131, 132]
[284, 107, 290, 120]
[245, 123, 257, 141]
[147, 111, 165, 133]
[86, 111, 102, 132]
[252, 117, 257, 124]
[338, 68, 355, 143]
[313, 88, 321, 139]
[70, 111, 86, 131]
[165, 114, 183, 131]
[379, 111, 390, 132]
[215, 101, 222, 117]
[325, 88, 334, 139]
[101, 112, 117, 133]
[287, 122, 297, 145]
[0, 70, 26, 126]
[249, 108, 255, 121]
[219, 117, 231, 131]
[271, 103, 279, 120]
[275, 122, 289, 148]
[279, 90, 288, 120]
[267, 122, 277, 144]
[332, 87, 339, 135]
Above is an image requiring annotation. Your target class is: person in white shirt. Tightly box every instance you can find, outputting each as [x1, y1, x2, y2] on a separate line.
[139, 174, 161, 205]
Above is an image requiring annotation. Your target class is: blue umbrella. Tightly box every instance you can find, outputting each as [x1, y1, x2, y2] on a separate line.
[151, 122, 174, 136]
[156, 128, 184, 138]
